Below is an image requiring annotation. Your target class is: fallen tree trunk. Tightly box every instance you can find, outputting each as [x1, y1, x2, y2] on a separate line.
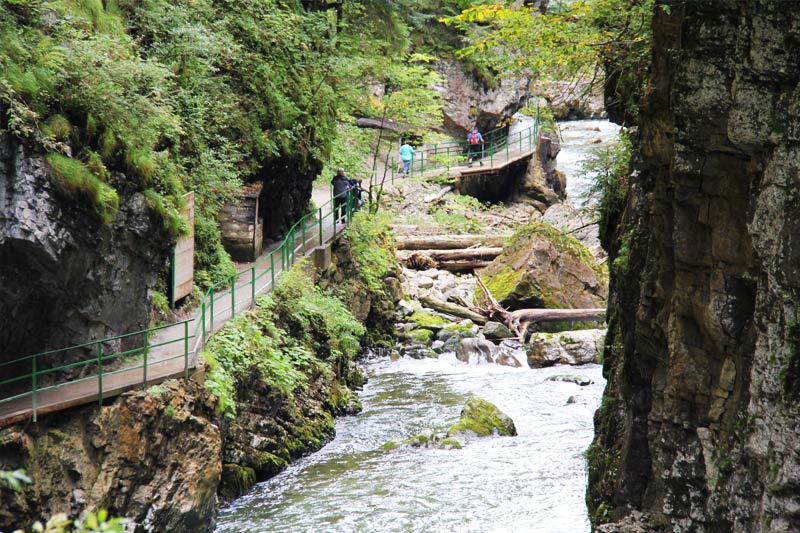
[397, 247, 503, 262]
[395, 234, 510, 250]
[509, 308, 606, 323]
[437, 260, 493, 272]
[419, 295, 488, 324]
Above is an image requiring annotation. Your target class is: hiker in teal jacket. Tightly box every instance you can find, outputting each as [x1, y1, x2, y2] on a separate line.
[399, 141, 414, 174]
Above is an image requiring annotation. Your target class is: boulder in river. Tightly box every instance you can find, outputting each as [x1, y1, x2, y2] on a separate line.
[545, 375, 593, 386]
[447, 397, 517, 440]
[455, 338, 496, 364]
[483, 321, 514, 341]
[527, 329, 606, 367]
[477, 221, 607, 311]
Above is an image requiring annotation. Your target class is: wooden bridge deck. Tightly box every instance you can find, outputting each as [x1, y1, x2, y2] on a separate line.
[0, 208, 347, 427]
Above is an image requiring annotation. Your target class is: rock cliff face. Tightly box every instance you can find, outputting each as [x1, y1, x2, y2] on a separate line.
[0, 381, 221, 532]
[0, 133, 171, 368]
[588, 2, 800, 531]
[435, 59, 530, 133]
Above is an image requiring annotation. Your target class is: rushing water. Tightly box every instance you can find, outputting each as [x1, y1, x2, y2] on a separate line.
[215, 355, 605, 533]
[215, 119, 614, 533]
[556, 119, 621, 207]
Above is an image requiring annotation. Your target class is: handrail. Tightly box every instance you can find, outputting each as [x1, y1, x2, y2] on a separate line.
[389, 113, 540, 183]
[0, 187, 359, 423]
[1, 113, 542, 423]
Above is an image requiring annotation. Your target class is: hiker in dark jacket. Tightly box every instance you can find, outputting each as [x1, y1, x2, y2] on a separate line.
[332, 168, 350, 222]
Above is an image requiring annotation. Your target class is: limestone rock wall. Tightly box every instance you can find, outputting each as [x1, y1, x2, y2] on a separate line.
[0, 133, 171, 369]
[588, 2, 800, 531]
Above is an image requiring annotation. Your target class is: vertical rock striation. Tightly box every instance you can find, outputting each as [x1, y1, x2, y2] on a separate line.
[588, 2, 800, 531]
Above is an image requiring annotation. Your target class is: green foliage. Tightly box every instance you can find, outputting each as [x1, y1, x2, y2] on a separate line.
[149, 288, 170, 318]
[203, 265, 365, 418]
[577, 130, 632, 243]
[45, 153, 119, 224]
[444, 0, 655, 122]
[193, 213, 237, 290]
[0, 469, 31, 491]
[342, 211, 395, 294]
[12, 509, 125, 533]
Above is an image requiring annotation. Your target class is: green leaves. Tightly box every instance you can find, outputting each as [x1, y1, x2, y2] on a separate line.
[0, 469, 31, 491]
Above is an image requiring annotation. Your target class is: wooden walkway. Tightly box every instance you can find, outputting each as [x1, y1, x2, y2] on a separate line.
[0, 130, 540, 427]
[0, 200, 348, 427]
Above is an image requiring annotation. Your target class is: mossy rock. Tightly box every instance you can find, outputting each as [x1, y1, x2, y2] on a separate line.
[439, 438, 463, 450]
[251, 452, 288, 478]
[219, 464, 256, 501]
[407, 328, 435, 345]
[409, 311, 450, 330]
[447, 397, 517, 439]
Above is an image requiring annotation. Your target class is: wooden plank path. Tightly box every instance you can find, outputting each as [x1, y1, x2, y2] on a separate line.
[0, 127, 540, 427]
[0, 203, 349, 427]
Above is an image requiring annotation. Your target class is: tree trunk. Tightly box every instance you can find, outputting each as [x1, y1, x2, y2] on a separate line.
[418, 296, 488, 324]
[510, 308, 606, 322]
[395, 234, 510, 250]
[437, 260, 493, 272]
[397, 247, 503, 261]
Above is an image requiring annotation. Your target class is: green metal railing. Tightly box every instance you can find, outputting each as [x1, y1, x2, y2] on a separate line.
[0, 188, 358, 423]
[389, 115, 540, 183]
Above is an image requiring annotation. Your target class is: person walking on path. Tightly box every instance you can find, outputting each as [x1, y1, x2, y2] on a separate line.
[332, 168, 350, 223]
[399, 141, 415, 175]
[467, 127, 484, 164]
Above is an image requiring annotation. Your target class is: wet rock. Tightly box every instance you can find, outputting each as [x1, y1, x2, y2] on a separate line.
[478, 221, 607, 311]
[455, 338, 496, 364]
[566, 396, 578, 405]
[446, 397, 517, 440]
[527, 329, 606, 367]
[483, 321, 514, 341]
[495, 346, 524, 368]
[400, 344, 435, 359]
[400, 328, 435, 346]
[434, 59, 530, 133]
[546, 375, 593, 386]
[436, 320, 478, 343]
[431, 340, 445, 353]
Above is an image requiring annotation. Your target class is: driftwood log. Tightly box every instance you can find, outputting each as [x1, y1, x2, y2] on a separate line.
[397, 247, 503, 262]
[475, 276, 606, 339]
[395, 234, 510, 250]
[418, 296, 488, 324]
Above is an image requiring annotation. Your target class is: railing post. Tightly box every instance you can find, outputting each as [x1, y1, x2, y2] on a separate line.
[302, 220, 306, 254]
[230, 275, 236, 318]
[201, 301, 206, 343]
[31, 355, 37, 422]
[270, 253, 275, 290]
[318, 208, 323, 245]
[346, 191, 352, 223]
[97, 342, 103, 405]
[333, 201, 337, 234]
[143, 328, 148, 388]
[251, 266, 256, 305]
[184, 320, 189, 381]
[210, 292, 215, 332]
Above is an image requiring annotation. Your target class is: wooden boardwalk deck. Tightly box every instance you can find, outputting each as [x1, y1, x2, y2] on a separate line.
[0, 140, 538, 427]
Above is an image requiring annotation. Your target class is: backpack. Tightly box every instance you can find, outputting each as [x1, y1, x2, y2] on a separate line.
[469, 132, 479, 144]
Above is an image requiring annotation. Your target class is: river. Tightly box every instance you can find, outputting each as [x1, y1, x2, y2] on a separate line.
[215, 355, 605, 533]
[215, 119, 615, 533]
[555, 119, 621, 207]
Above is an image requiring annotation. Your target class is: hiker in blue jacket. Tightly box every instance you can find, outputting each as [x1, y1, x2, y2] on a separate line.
[399, 141, 415, 174]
